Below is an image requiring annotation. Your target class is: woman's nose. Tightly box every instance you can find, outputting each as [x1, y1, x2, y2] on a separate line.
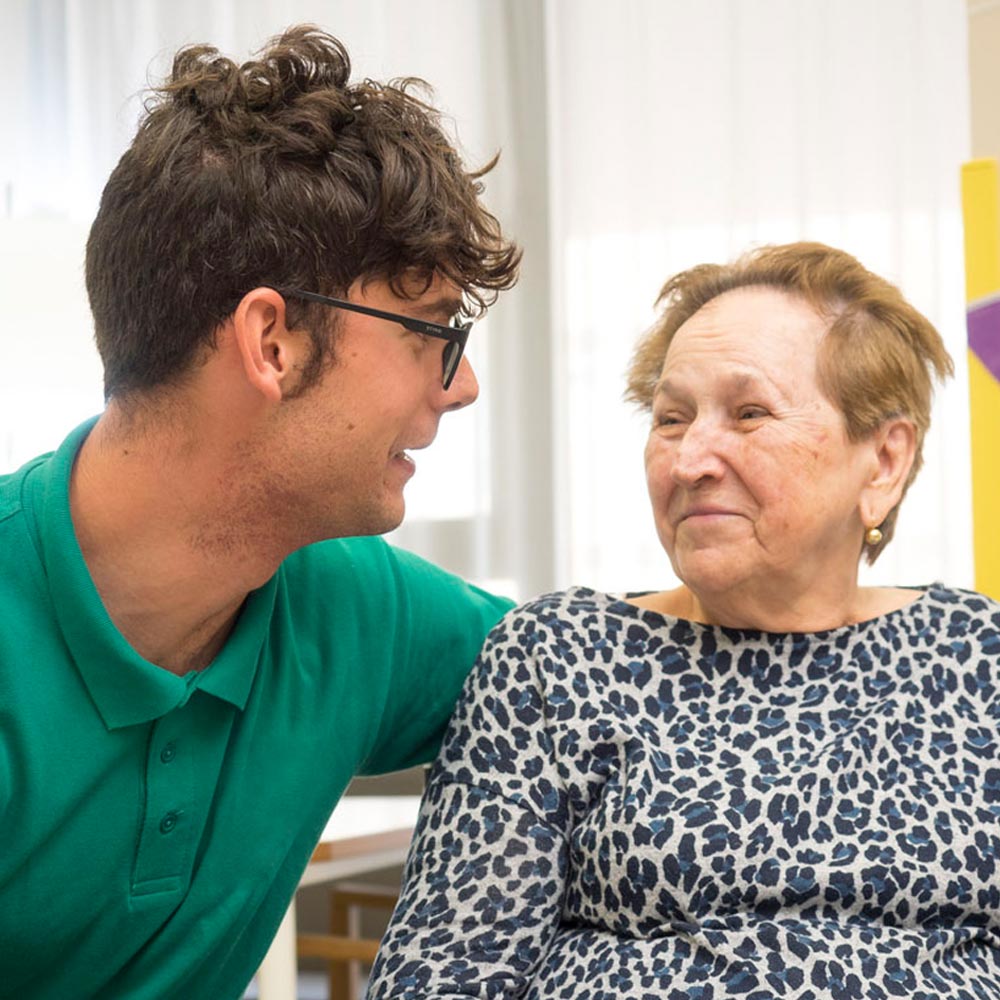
[670, 419, 726, 485]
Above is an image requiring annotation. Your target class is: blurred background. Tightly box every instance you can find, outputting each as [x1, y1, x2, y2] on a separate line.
[3, 2, 997, 996]
[2, 0, 995, 604]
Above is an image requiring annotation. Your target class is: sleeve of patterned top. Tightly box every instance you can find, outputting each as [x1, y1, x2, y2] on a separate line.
[366, 605, 571, 999]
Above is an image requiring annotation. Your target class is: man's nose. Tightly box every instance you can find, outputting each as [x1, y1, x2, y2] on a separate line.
[441, 355, 479, 411]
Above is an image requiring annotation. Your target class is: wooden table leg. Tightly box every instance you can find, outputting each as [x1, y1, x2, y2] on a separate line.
[255, 903, 298, 1000]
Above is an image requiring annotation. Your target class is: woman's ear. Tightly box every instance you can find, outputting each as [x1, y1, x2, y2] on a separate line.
[230, 288, 300, 403]
[859, 417, 917, 528]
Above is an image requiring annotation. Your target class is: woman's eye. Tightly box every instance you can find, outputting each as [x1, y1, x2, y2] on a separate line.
[653, 411, 690, 438]
[738, 406, 768, 421]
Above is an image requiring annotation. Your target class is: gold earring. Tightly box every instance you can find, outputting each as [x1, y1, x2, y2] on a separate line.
[865, 526, 883, 546]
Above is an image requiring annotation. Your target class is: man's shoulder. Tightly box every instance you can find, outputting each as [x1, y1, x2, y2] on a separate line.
[278, 535, 513, 639]
[283, 535, 490, 596]
[281, 535, 400, 587]
[278, 535, 477, 611]
[0, 456, 54, 608]
[1, 423, 88, 529]
[0, 453, 51, 527]
[0, 469, 21, 525]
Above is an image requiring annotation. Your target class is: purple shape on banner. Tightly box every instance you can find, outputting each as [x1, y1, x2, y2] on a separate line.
[968, 295, 1000, 382]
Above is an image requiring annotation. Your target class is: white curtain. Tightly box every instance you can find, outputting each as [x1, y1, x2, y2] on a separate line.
[0, 0, 973, 598]
[547, 0, 973, 593]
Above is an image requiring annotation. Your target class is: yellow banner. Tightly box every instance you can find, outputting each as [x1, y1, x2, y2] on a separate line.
[961, 158, 1000, 599]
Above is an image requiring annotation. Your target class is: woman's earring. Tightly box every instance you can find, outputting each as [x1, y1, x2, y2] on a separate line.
[865, 526, 883, 546]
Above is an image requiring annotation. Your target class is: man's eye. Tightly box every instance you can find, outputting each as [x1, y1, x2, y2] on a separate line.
[738, 406, 769, 420]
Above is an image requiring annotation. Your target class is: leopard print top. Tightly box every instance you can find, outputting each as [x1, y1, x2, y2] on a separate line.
[368, 584, 1000, 999]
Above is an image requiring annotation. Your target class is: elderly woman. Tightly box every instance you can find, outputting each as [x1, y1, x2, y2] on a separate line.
[367, 243, 1000, 999]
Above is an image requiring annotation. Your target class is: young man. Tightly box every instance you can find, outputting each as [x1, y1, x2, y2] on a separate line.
[0, 26, 519, 1000]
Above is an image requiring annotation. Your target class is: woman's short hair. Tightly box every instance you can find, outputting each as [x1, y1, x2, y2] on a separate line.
[625, 241, 954, 563]
[85, 25, 520, 401]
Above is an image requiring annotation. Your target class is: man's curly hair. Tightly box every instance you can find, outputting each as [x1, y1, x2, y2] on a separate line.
[86, 25, 521, 399]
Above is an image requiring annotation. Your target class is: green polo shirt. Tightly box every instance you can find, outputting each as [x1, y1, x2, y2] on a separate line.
[0, 419, 512, 1000]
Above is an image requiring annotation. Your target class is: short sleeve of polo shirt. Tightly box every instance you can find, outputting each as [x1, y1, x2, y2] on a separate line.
[278, 536, 514, 776]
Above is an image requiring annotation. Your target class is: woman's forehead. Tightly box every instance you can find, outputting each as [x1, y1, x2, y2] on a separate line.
[670, 287, 827, 355]
[661, 287, 830, 395]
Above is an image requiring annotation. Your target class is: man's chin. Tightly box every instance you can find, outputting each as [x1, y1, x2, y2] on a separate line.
[369, 498, 406, 538]
[316, 497, 405, 543]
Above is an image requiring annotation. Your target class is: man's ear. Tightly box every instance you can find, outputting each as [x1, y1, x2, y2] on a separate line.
[858, 417, 917, 528]
[231, 288, 301, 403]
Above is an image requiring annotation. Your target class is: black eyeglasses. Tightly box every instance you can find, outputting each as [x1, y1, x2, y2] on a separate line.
[275, 287, 473, 390]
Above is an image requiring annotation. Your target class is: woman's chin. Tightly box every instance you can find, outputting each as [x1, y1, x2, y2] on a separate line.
[672, 550, 750, 597]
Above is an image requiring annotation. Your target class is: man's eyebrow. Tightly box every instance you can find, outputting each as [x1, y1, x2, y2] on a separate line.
[408, 297, 465, 322]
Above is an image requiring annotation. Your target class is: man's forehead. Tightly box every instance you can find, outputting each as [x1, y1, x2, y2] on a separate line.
[408, 292, 465, 319]
[352, 270, 465, 317]
[405, 269, 462, 295]
[393, 270, 466, 313]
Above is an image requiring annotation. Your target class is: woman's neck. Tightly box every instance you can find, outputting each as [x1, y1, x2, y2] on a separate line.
[629, 583, 920, 632]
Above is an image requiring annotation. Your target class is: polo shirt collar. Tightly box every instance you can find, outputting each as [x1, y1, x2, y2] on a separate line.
[27, 418, 277, 730]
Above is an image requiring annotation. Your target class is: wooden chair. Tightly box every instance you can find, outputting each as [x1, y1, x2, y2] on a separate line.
[296, 880, 400, 1000]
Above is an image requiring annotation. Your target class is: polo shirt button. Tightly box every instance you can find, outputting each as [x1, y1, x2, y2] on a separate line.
[160, 742, 177, 763]
[159, 811, 179, 834]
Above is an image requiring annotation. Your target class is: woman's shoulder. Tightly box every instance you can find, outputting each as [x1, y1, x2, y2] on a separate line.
[476, 586, 643, 677]
[924, 581, 1000, 607]
[492, 586, 622, 629]
[889, 581, 1000, 618]
[917, 582, 1000, 634]
[860, 583, 1000, 669]
[486, 585, 681, 643]
[483, 581, 1000, 651]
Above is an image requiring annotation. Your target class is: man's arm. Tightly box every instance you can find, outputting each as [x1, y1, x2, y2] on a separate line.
[348, 539, 515, 774]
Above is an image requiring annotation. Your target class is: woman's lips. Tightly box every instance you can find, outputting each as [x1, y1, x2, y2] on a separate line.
[681, 507, 735, 520]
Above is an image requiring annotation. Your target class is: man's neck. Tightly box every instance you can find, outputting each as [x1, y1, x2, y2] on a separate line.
[69, 408, 288, 675]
